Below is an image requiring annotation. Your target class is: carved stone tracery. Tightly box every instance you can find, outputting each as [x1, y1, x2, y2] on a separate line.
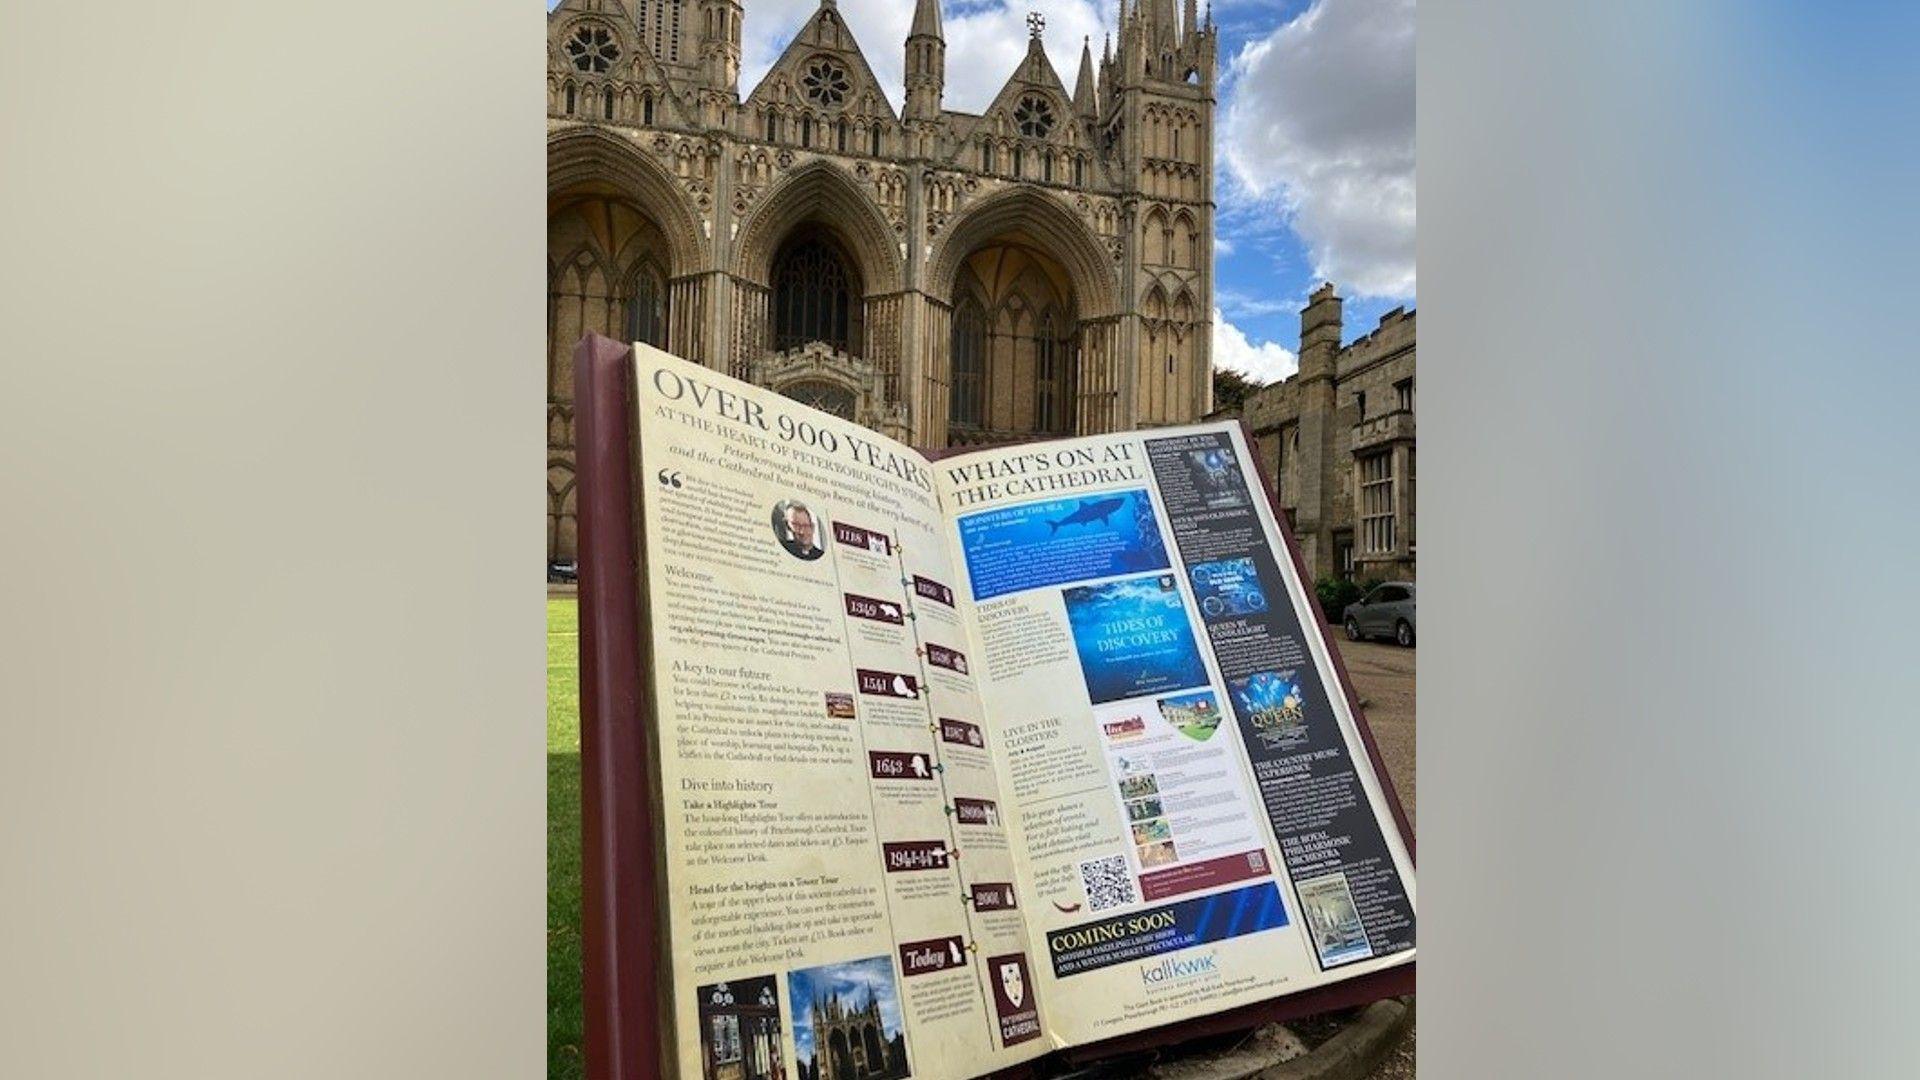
[545, 0, 1221, 558]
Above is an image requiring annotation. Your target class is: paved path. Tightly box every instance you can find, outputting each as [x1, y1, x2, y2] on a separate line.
[1336, 634, 1415, 831]
[1327, 631, 1416, 1078]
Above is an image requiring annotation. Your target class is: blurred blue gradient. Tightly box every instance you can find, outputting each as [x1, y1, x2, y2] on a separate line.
[1423, 2, 1920, 1076]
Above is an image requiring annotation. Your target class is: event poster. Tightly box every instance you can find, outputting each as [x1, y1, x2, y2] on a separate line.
[939, 426, 1416, 1045]
[1063, 574, 1210, 704]
[957, 490, 1169, 601]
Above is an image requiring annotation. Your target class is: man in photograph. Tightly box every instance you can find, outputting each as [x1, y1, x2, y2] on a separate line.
[773, 500, 824, 561]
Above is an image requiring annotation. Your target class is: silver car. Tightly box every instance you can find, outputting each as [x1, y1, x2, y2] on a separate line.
[1344, 582, 1416, 647]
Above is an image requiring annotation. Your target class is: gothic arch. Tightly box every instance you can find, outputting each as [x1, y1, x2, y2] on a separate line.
[546, 125, 705, 275]
[929, 185, 1118, 316]
[733, 160, 903, 295]
[1171, 208, 1200, 269]
[1171, 286, 1198, 327]
[547, 459, 578, 560]
[1143, 283, 1170, 322]
[1143, 204, 1171, 265]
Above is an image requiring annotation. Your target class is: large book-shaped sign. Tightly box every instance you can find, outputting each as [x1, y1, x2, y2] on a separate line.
[573, 335, 1414, 1080]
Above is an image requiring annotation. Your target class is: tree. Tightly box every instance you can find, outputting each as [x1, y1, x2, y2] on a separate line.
[1211, 366, 1263, 415]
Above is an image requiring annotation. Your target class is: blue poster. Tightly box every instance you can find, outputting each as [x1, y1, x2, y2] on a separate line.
[1189, 557, 1269, 619]
[1063, 574, 1209, 704]
[1045, 881, 1290, 977]
[957, 489, 1170, 600]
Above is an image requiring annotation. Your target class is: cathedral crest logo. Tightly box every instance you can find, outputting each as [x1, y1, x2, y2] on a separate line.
[986, 953, 1040, 1046]
[999, 960, 1025, 1008]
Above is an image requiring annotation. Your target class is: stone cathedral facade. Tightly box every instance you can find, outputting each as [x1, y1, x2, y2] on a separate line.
[547, 0, 1219, 559]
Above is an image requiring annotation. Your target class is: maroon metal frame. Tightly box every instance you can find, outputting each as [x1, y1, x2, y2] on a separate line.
[576, 335, 661, 1080]
[573, 333, 1414, 1080]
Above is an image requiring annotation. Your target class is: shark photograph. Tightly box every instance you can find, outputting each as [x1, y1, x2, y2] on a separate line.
[1047, 496, 1129, 534]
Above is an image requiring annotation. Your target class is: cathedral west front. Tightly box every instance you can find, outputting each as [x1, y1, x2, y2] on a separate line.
[548, 0, 1219, 559]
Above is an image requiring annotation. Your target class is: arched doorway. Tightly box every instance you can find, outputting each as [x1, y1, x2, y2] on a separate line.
[946, 239, 1077, 444]
[546, 190, 674, 560]
[828, 1029, 852, 1079]
[928, 187, 1121, 446]
[730, 161, 904, 404]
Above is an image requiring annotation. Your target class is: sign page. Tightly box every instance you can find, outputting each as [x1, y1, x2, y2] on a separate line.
[632, 347, 1048, 1080]
[936, 422, 1415, 1047]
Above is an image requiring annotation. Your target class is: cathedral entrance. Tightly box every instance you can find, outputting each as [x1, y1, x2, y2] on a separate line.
[827, 1029, 852, 1078]
[547, 188, 677, 560]
[927, 186, 1122, 447]
[946, 235, 1078, 446]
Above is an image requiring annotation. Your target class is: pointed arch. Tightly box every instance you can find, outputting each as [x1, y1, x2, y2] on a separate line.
[732, 160, 903, 294]
[546, 126, 705, 275]
[1143, 204, 1171, 266]
[949, 292, 987, 427]
[619, 257, 670, 348]
[547, 458, 578, 558]
[1143, 283, 1170, 322]
[1171, 287, 1196, 327]
[1171, 209, 1200, 269]
[928, 185, 1118, 316]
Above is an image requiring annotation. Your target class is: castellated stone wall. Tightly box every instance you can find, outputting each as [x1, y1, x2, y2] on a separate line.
[1238, 295, 1416, 583]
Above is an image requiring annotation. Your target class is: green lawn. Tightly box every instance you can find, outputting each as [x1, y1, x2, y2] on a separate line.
[548, 598, 583, 1080]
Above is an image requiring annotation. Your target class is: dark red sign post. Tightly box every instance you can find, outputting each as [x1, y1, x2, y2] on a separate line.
[575, 335, 661, 1080]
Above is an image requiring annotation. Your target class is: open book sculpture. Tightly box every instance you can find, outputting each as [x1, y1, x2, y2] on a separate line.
[572, 334, 1414, 1080]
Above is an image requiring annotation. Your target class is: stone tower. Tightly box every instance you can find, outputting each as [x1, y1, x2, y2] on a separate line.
[810, 989, 901, 1079]
[545, 0, 1219, 559]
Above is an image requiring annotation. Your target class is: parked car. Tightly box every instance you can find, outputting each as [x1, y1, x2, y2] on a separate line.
[547, 558, 577, 584]
[1344, 582, 1415, 646]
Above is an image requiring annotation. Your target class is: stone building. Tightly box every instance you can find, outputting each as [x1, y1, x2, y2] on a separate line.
[802, 990, 906, 1080]
[547, 0, 1220, 558]
[1239, 285, 1415, 582]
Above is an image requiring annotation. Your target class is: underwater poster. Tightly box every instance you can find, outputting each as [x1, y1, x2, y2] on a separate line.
[957, 489, 1170, 600]
[1063, 574, 1210, 704]
[1189, 557, 1270, 619]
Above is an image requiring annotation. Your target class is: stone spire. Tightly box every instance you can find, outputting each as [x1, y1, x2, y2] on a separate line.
[904, 0, 946, 122]
[910, 0, 942, 40]
[1073, 36, 1098, 119]
[1149, 0, 1179, 50]
[697, 0, 743, 98]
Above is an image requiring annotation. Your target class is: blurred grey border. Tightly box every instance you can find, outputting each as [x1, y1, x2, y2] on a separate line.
[1421, 1, 1920, 1077]
[4, 2, 1918, 1078]
[0, 1, 545, 1077]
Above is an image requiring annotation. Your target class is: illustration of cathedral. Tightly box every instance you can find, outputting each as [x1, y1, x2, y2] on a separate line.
[799, 989, 908, 1080]
[548, 0, 1219, 558]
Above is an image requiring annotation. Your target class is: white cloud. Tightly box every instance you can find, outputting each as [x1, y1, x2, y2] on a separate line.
[1221, 0, 1415, 299]
[740, 0, 1111, 114]
[1212, 308, 1298, 385]
[1217, 286, 1298, 320]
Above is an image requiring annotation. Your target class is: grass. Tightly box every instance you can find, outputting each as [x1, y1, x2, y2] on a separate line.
[548, 598, 584, 1080]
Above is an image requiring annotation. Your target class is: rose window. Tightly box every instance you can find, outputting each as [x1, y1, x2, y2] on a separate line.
[1015, 95, 1055, 139]
[565, 25, 620, 74]
[802, 59, 851, 107]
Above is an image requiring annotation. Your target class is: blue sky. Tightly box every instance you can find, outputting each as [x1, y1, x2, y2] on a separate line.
[548, 0, 1415, 384]
[786, 955, 904, 1060]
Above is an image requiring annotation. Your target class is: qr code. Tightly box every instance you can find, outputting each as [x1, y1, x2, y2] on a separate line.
[1080, 855, 1138, 913]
